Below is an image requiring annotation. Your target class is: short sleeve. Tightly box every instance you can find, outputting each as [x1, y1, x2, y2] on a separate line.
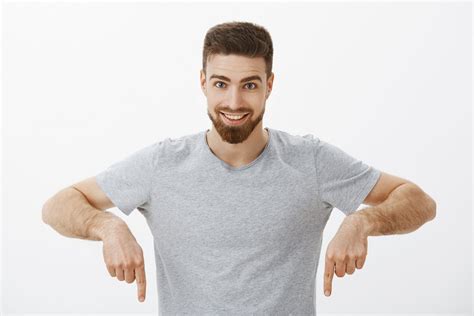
[312, 137, 381, 216]
[95, 141, 160, 216]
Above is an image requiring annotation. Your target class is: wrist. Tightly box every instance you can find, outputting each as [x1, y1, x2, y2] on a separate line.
[344, 209, 372, 237]
[87, 211, 128, 241]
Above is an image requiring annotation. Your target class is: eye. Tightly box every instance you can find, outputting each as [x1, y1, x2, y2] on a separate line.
[213, 81, 257, 89]
[245, 82, 257, 90]
[214, 81, 226, 88]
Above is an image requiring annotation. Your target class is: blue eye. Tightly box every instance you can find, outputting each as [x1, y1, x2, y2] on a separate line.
[213, 81, 257, 89]
[245, 83, 257, 89]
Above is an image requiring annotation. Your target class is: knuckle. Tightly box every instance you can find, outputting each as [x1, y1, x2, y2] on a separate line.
[335, 255, 345, 262]
[113, 262, 123, 269]
[106, 261, 115, 268]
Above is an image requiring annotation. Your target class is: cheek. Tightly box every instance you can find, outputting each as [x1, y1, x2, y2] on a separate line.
[248, 92, 265, 101]
[206, 93, 221, 104]
[207, 103, 220, 116]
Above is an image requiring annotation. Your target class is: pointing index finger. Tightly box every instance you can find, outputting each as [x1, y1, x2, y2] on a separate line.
[324, 256, 334, 296]
[135, 265, 147, 302]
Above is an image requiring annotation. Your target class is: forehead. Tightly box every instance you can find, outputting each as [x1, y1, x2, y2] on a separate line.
[206, 54, 265, 79]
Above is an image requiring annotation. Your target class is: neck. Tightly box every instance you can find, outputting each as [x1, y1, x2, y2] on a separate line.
[206, 125, 269, 168]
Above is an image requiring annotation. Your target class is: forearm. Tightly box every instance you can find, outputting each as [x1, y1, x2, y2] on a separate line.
[42, 187, 128, 241]
[346, 183, 437, 236]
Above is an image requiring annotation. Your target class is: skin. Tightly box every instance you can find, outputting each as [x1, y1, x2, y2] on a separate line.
[200, 54, 274, 168]
[42, 186, 147, 303]
[323, 183, 436, 297]
[101, 223, 147, 302]
[323, 215, 368, 297]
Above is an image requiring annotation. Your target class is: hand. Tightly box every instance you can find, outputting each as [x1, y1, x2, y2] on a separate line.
[323, 214, 368, 297]
[102, 227, 147, 303]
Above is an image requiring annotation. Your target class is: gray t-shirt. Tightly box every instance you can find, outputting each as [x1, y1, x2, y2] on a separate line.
[96, 127, 381, 315]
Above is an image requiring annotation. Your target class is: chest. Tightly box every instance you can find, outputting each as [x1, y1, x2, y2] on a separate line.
[148, 166, 327, 253]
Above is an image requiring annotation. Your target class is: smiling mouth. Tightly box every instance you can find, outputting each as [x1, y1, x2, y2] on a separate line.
[220, 112, 250, 124]
[221, 112, 248, 118]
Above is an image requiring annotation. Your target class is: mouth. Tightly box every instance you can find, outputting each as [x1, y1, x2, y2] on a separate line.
[220, 112, 250, 126]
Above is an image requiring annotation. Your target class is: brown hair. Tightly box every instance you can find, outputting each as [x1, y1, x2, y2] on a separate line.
[202, 21, 274, 80]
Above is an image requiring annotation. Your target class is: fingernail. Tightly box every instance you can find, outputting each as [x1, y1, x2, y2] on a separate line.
[139, 296, 144, 302]
[325, 290, 330, 296]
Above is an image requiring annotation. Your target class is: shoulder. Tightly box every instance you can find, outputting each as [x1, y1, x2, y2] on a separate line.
[153, 130, 203, 163]
[270, 128, 320, 150]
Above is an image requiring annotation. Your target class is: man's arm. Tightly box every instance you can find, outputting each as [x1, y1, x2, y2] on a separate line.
[323, 181, 436, 296]
[42, 184, 148, 302]
[346, 182, 437, 236]
[42, 186, 128, 241]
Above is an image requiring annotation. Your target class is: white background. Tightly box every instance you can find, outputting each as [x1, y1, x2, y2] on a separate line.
[2, 1, 472, 315]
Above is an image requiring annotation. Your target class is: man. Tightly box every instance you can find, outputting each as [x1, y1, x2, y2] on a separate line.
[42, 21, 436, 315]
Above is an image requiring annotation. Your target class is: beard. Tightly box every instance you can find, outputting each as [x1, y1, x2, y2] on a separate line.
[207, 104, 265, 144]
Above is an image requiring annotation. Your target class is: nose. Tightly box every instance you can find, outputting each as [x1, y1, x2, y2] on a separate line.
[226, 86, 244, 110]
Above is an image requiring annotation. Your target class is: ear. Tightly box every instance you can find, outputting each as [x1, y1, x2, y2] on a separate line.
[200, 70, 207, 96]
[266, 72, 274, 99]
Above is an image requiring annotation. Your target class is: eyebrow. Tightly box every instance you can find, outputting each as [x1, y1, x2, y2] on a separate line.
[209, 74, 263, 84]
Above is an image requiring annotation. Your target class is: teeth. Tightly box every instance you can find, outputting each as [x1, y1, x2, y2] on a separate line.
[223, 113, 246, 120]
